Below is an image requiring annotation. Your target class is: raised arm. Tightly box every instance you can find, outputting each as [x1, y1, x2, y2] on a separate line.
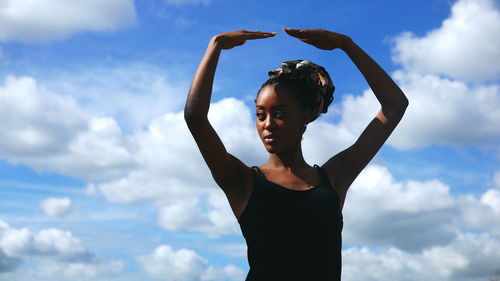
[184, 30, 276, 215]
[284, 28, 409, 207]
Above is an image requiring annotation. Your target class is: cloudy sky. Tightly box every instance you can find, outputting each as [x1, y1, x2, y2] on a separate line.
[0, 0, 499, 280]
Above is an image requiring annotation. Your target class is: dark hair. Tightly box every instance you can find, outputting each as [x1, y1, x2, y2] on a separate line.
[255, 60, 335, 122]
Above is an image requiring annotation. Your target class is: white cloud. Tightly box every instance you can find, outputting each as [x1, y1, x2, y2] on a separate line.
[40, 197, 73, 217]
[389, 71, 500, 149]
[158, 198, 212, 232]
[326, 71, 500, 150]
[0, 248, 21, 272]
[343, 247, 429, 281]
[302, 0, 500, 153]
[47, 63, 189, 130]
[38, 260, 124, 281]
[385, 0, 500, 149]
[138, 245, 207, 280]
[0, 75, 137, 181]
[157, 190, 240, 237]
[202, 264, 246, 281]
[203, 243, 247, 258]
[341, 164, 499, 254]
[0, 220, 123, 279]
[0, 76, 87, 157]
[0, 64, 194, 182]
[89, 168, 201, 205]
[208, 98, 266, 163]
[392, 0, 500, 82]
[0, 226, 93, 262]
[342, 232, 500, 281]
[0, 73, 260, 237]
[83, 97, 263, 237]
[90, 111, 212, 204]
[343, 165, 458, 252]
[137, 244, 244, 281]
[459, 187, 500, 237]
[302, 118, 358, 165]
[481, 188, 500, 214]
[0, 0, 136, 42]
[91, 97, 265, 205]
[1, 259, 125, 281]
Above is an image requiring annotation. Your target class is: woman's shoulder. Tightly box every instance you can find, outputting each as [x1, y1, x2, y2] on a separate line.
[319, 152, 347, 208]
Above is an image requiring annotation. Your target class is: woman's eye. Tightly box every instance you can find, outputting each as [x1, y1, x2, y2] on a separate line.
[274, 111, 284, 118]
[256, 113, 265, 120]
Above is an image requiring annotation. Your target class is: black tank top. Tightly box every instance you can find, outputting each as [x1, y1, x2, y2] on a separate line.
[238, 164, 343, 281]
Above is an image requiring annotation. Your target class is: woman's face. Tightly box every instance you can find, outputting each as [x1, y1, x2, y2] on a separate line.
[255, 84, 310, 154]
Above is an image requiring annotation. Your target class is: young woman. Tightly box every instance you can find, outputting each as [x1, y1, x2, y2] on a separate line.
[184, 28, 408, 281]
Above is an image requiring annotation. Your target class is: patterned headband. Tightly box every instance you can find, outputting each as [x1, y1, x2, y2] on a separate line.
[268, 60, 334, 117]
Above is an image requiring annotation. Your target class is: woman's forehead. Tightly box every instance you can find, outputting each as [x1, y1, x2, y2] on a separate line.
[255, 85, 298, 108]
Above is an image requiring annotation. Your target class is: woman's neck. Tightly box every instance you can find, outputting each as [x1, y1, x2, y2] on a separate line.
[265, 144, 309, 172]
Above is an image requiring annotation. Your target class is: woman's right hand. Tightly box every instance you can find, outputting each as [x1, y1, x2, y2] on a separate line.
[212, 30, 277, 50]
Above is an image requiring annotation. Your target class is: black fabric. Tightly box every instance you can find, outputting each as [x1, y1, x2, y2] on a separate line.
[238, 165, 343, 281]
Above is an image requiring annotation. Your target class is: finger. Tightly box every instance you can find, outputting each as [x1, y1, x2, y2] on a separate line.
[243, 33, 277, 40]
[243, 30, 277, 36]
[283, 28, 312, 39]
[282, 28, 301, 36]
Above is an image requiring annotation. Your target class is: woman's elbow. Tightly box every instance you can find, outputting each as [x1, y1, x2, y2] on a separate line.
[184, 107, 208, 129]
[401, 94, 409, 110]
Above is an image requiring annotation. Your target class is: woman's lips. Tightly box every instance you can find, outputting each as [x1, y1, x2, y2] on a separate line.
[264, 135, 279, 144]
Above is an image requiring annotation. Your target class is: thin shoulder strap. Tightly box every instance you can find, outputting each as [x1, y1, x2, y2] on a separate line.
[251, 166, 265, 177]
[314, 164, 328, 186]
[250, 166, 263, 179]
[250, 166, 265, 190]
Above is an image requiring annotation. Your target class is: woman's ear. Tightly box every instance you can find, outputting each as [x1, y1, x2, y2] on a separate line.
[311, 97, 324, 122]
[301, 109, 314, 126]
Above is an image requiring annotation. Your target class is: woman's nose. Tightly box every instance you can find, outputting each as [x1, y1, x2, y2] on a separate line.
[264, 116, 276, 130]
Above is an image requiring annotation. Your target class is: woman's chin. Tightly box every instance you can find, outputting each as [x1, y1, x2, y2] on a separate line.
[263, 143, 283, 154]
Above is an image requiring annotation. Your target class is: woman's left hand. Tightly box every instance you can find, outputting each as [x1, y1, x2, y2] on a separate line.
[282, 28, 351, 50]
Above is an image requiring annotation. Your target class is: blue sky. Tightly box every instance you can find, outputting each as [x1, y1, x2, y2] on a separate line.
[0, 0, 499, 280]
